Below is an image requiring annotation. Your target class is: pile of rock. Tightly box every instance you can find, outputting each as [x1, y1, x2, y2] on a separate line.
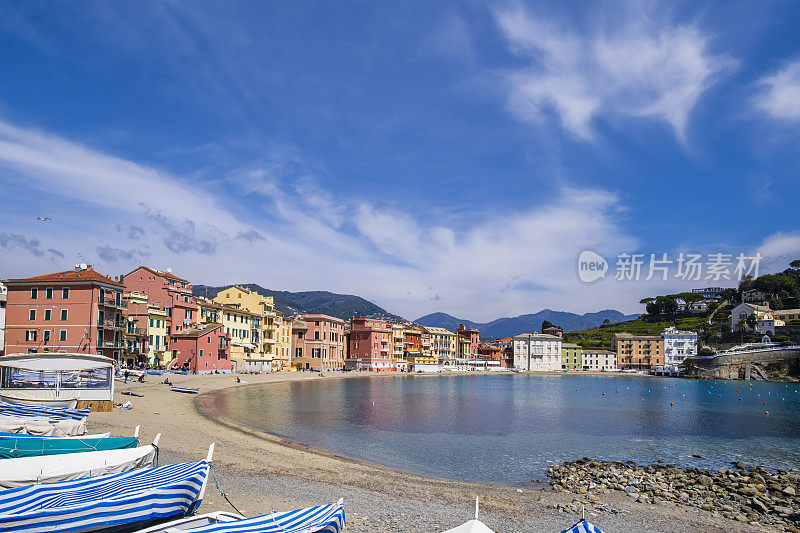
[547, 457, 800, 530]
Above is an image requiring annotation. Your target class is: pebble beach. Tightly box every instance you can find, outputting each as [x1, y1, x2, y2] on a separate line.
[91, 372, 781, 532]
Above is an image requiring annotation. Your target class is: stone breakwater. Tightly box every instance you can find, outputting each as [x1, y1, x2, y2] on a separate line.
[548, 458, 800, 531]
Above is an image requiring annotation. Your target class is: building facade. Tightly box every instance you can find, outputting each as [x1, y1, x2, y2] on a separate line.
[561, 343, 582, 370]
[4, 266, 126, 360]
[197, 299, 263, 372]
[291, 314, 345, 370]
[612, 333, 664, 370]
[213, 286, 278, 372]
[582, 349, 618, 371]
[122, 266, 196, 334]
[425, 326, 457, 364]
[273, 311, 293, 371]
[456, 324, 480, 356]
[729, 303, 771, 331]
[0, 282, 6, 356]
[169, 323, 231, 373]
[348, 317, 394, 370]
[513, 333, 563, 371]
[392, 323, 408, 370]
[662, 326, 697, 371]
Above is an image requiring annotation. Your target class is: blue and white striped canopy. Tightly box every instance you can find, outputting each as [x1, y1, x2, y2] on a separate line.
[0, 460, 209, 533]
[561, 520, 605, 533]
[184, 503, 346, 533]
[0, 401, 89, 421]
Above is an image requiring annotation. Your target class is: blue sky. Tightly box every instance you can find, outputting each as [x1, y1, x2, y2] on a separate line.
[0, 0, 798, 321]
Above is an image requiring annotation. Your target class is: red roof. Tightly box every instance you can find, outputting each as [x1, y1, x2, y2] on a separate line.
[125, 265, 189, 283]
[172, 323, 224, 338]
[4, 267, 123, 287]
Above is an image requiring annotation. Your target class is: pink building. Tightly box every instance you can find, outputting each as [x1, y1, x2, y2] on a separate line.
[456, 323, 480, 356]
[122, 266, 197, 334]
[348, 317, 394, 370]
[3, 266, 126, 361]
[290, 314, 345, 370]
[169, 323, 231, 373]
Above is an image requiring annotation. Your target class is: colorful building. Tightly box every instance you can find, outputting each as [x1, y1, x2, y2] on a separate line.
[662, 326, 697, 372]
[169, 323, 231, 373]
[122, 266, 197, 334]
[291, 314, 345, 370]
[392, 323, 408, 370]
[456, 324, 480, 356]
[560, 343, 582, 370]
[123, 292, 171, 368]
[0, 282, 6, 356]
[213, 286, 279, 372]
[3, 266, 126, 361]
[197, 299, 263, 372]
[477, 343, 506, 367]
[273, 311, 293, 371]
[612, 333, 664, 370]
[348, 317, 394, 370]
[424, 326, 457, 364]
[406, 325, 437, 366]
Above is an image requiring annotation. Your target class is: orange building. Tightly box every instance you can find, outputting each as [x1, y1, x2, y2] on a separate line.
[612, 333, 664, 370]
[3, 266, 126, 361]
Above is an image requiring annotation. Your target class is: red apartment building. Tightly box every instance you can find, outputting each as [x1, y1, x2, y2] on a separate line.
[169, 323, 231, 373]
[348, 317, 394, 370]
[477, 343, 506, 367]
[290, 314, 345, 370]
[456, 323, 480, 356]
[122, 266, 197, 334]
[3, 266, 126, 360]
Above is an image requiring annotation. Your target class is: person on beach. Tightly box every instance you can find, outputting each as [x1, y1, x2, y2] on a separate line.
[124, 369, 129, 383]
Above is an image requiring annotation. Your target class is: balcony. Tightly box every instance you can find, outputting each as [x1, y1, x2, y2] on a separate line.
[103, 341, 124, 348]
[98, 296, 127, 310]
[263, 337, 276, 344]
[99, 319, 126, 331]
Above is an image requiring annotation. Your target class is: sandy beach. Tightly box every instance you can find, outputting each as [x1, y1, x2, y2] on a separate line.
[91, 372, 777, 532]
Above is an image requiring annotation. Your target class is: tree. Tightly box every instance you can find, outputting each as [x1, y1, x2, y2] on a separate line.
[541, 320, 555, 332]
[720, 288, 737, 303]
[639, 297, 655, 305]
[602, 318, 611, 325]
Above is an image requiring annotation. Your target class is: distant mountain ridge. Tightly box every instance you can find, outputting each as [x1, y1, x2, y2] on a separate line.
[415, 309, 640, 338]
[193, 284, 404, 322]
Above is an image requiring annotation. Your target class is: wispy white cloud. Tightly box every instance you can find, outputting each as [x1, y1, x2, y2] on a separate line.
[755, 58, 800, 122]
[493, 5, 735, 141]
[0, 119, 796, 321]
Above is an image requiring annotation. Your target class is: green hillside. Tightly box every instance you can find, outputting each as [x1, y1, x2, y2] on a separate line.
[564, 315, 709, 350]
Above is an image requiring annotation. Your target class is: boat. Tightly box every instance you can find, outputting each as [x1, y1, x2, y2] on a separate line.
[0, 444, 214, 533]
[0, 432, 161, 488]
[0, 400, 90, 421]
[0, 426, 141, 459]
[172, 386, 200, 394]
[136, 501, 346, 533]
[0, 415, 88, 436]
[135, 512, 244, 532]
[0, 353, 116, 412]
[0, 431, 109, 439]
[0, 393, 78, 408]
[442, 497, 495, 533]
[561, 519, 605, 533]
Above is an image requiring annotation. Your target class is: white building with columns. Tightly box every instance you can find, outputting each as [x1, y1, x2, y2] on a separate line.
[513, 333, 562, 371]
[662, 326, 697, 371]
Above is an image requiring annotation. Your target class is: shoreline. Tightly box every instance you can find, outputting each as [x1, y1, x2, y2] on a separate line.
[90, 371, 778, 532]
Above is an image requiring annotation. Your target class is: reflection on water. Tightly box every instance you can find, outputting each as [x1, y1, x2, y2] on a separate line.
[212, 374, 800, 485]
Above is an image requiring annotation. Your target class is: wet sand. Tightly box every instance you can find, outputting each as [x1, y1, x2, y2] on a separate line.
[90, 371, 777, 532]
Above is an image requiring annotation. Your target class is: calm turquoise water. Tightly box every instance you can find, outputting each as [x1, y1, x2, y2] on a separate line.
[210, 374, 800, 486]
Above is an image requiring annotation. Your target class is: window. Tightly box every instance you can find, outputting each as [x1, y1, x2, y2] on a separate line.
[29, 309, 36, 320]
[207, 336, 211, 344]
[200, 349, 204, 357]
[26, 330, 37, 341]
[149, 335, 153, 345]
[60, 309, 68, 321]
[150, 318, 154, 327]
[62, 288, 69, 299]
[44, 309, 52, 321]
[59, 330, 67, 342]
[43, 330, 51, 342]
[31, 288, 38, 299]
[45, 288, 53, 299]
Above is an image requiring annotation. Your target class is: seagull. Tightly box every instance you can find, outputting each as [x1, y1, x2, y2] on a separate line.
[36, 217, 52, 221]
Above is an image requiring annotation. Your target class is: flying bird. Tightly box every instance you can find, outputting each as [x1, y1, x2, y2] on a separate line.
[36, 217, 52, 221]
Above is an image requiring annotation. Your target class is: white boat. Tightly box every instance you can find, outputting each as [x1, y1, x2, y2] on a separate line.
[0, 444, 215, 533]
[0, 415, 87, 436]
[135, 501, 346, 533]
[0, 353, 115, 412]
[0, 393, 78, 408]
[443, 497, 495, 533]
[0, 433, 161, 488]
[135, 511, 244, 532]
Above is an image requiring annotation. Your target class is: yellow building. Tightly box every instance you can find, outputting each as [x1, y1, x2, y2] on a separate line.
[424, 326, 457, 364]
[123, 292, 169, 368]
[213, 286, 281, 372]
[273, 311, 293, 371]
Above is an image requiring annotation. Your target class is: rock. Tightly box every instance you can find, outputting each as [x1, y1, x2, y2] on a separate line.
[750, 498, 768, 514]
[698, 475, 713, 487]
[783, 486, 796, 497]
